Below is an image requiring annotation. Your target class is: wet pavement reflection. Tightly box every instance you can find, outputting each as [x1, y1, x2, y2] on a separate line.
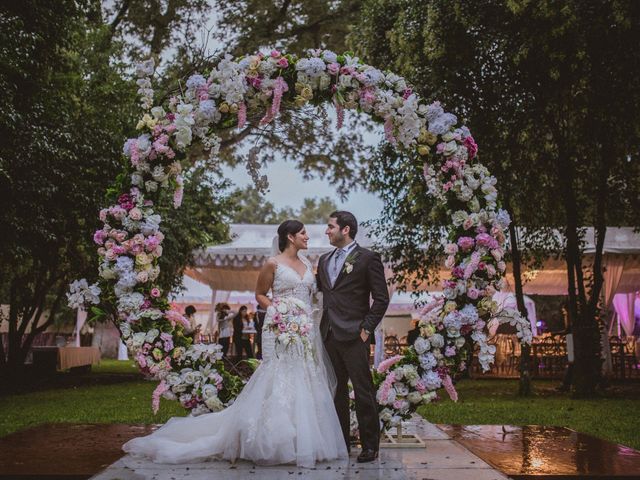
[439, 424, 640, 479]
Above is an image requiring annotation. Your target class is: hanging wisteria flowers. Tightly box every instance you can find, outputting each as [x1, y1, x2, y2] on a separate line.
[75, 47, 530, 418]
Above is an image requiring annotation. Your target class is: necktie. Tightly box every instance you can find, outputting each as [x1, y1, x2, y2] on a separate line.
[332, 249, 345, 284]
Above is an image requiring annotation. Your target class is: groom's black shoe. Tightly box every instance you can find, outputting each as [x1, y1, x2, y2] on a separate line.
[357, 449, 378, 463]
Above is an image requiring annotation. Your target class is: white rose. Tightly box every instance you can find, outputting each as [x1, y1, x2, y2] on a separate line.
[455, 336, 466, 348]
[205, 396, 224, 412]
[276, 302, 288, 314]
[120, 323, 131, 339]
[132, 332, 146, 348]
[165, 373, 181, 386]
[129, 207, 143, 221]
[201, 384, 217, 400]
[182, 371, 197, 385]
[131, 173, 144, 186]
[145, 329, 160, 343]
[407, 391, 423, 404]
[430, 333, 444, 349]
[175, 126, 193, 149]
[135, 270, 149, 283]
[318, 73, 331, 91]
[380, 408, 393, 422]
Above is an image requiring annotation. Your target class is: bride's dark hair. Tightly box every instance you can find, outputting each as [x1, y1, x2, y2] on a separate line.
[277, 220, 304, 252]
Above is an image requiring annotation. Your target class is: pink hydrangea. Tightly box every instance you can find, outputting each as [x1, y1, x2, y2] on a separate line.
[476, 233, 499, 249]
[377, 355, 403, 373]
[93, 230, 107, 245]
[457, 236, 475, 251]
[463, 135, 478, 159]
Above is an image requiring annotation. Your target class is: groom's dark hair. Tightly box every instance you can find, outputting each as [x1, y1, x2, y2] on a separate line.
[330, 210, 358, 239]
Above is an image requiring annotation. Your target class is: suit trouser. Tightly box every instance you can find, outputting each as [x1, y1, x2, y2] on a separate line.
[325, 330, 380, 451]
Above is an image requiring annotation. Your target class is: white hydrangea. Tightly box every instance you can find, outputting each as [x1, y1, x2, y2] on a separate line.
[296, 57, 326, 78]
[117, 292, 144, 313]
[429, 333, 445, 349]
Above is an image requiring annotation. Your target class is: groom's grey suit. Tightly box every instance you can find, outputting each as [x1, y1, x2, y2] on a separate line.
[317, 243, 389, 452]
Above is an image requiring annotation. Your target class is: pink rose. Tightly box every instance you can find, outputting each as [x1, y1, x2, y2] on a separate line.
[462, 217, 474, 230]
[115, 231, 127, 243]
[484, 285, 497, 296]
[111, 206, 127, 220]
[99, 209, 108, 222]
[467, 288, 480, 300]
[105, 249, 118, 261]
[270, 49, 281, 58]
[129, 208, 143, 221]
[486, 264, 497, 277]
[444, 243, 458, 255]
[136, 271, 149, 283]
[277, 57, 288, 68]
[327, 62, 340, 75]
[444, 255, 456, 269]
[497, 261, 506, 272]
[491, 248, 504, 261]
[133, 234, 145, 245]
[150, 287, 161, 298]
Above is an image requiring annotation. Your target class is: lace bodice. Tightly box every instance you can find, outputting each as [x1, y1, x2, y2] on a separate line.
[271, 254, 315, 307]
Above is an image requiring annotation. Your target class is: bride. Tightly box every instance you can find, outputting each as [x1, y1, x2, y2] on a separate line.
[123, 220, 348, 467]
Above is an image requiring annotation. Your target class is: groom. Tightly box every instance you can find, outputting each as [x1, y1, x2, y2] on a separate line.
[317, 211, 389, 463]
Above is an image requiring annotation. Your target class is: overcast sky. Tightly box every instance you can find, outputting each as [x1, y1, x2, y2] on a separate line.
[221, 160, 384, 223]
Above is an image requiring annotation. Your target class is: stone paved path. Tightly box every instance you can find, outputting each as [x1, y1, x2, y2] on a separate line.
[92, 416, 508, 480]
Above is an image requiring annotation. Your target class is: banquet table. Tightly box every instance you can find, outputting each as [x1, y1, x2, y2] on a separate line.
[32, 346, 101, 372]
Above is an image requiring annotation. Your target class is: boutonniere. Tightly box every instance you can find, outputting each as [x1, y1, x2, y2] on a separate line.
[342, 251, 360, 275]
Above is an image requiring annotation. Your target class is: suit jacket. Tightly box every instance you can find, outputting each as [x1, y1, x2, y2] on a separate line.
[317, 244, 390, 342]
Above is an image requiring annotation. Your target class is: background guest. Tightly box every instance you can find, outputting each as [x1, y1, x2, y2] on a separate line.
[215, 303, 235, 357]
[184, 305, 200, 343]
[407, 319, 420, 347]
[233, 306, 247, 357]
[254, 308, 266, 359]
[241, 311, 256, 358]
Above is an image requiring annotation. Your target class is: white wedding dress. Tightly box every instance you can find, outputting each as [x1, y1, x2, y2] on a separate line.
[123, 255, 348, 468]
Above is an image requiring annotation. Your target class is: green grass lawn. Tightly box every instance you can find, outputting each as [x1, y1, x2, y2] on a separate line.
[0, 360, 187, 437]
[418, 379, 640, 450]
[91, 359, 142, 375]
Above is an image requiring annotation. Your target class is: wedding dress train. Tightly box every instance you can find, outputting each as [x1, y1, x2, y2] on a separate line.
[122, 255, 347, 467]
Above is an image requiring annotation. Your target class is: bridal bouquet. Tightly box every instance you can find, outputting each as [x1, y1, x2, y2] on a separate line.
[265, 297, 313, 355]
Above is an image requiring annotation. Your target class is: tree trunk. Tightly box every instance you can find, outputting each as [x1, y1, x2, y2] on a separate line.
[505, 201, 532, 396]
[555, 144, 600, 397]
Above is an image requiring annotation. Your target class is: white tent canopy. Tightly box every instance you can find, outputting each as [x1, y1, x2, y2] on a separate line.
[186, 224, 376, 292]
[186, 224, 640, 297]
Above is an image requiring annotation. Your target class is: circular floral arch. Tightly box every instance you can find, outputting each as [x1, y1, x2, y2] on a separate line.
[72, 49, 531, 423]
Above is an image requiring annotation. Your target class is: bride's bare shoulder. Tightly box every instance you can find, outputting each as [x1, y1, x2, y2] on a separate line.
[263, 257, 279, 270]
